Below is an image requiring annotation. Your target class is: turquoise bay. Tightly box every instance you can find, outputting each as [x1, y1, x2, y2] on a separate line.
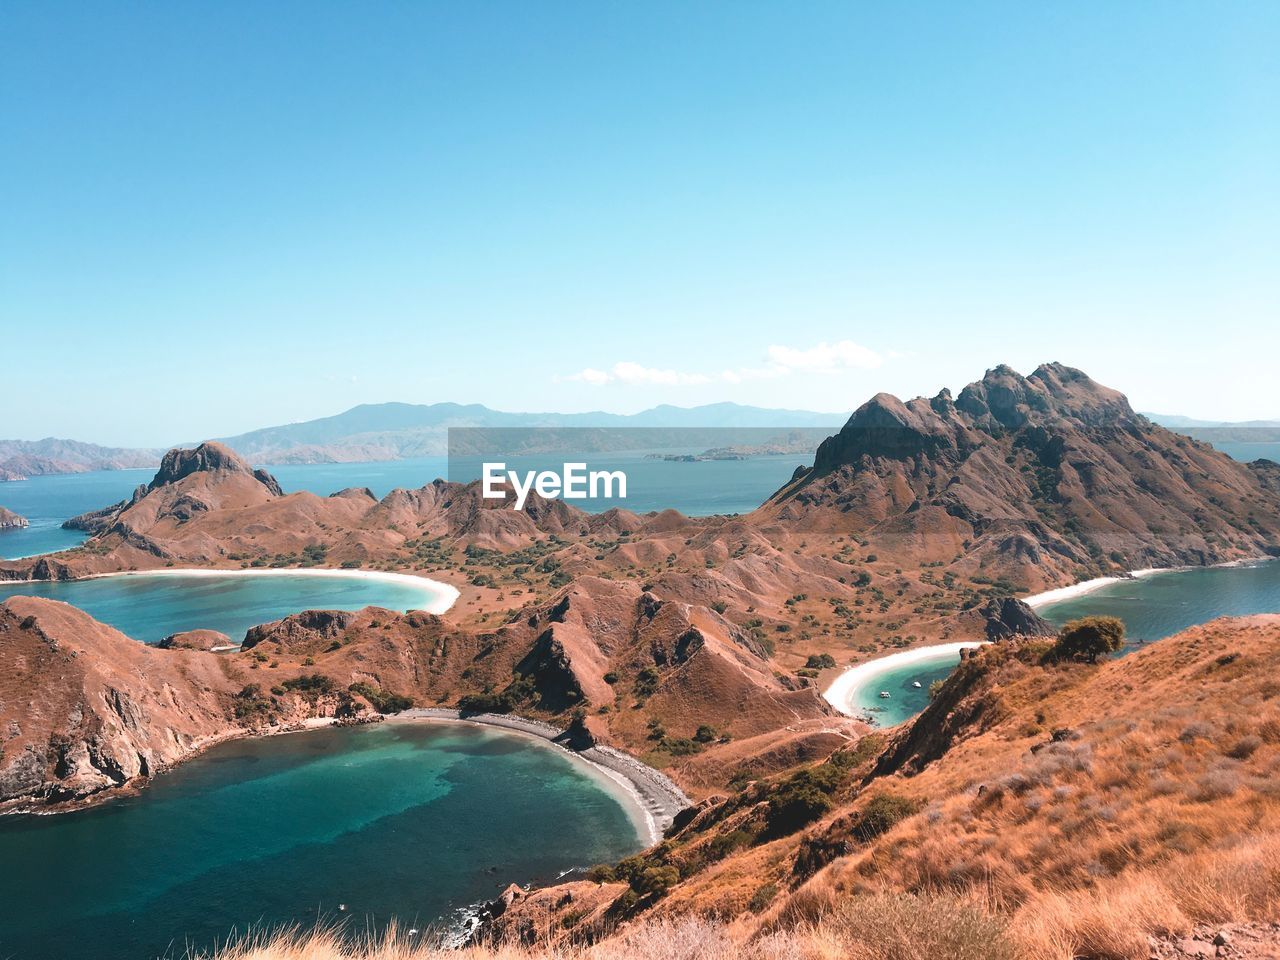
[0, 571, 453, 644]
[0, 722, 642, 960]
[1036, 560, 1280, 643]
[838, 560, 1280, 726]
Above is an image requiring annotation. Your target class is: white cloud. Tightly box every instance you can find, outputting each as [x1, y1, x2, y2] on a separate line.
[562, 361, 712, 386]
[613, 362, 713, 386]
[565, 367, 612, 385]
[765, 340, 884, 373]
[560, 339, 885, 387]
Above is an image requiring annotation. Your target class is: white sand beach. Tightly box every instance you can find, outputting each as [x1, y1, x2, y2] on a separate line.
[1021, 565, 1210, 609]
[823, 642, 986, 719]
[80, 567, 461, 615]
[393, 708, 689, 846]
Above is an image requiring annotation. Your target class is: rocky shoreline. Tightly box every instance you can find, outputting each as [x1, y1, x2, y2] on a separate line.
[395, 708, 690, 842]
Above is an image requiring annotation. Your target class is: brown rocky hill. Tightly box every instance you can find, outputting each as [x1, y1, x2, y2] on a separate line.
[4, 363, 1278, 812]
[8, 441, 634, 580]
[489, 616, 1280, 959]
[0, 597, 246, 808]
[767, 363, 1280, 591]
[227, 576, 844, 764]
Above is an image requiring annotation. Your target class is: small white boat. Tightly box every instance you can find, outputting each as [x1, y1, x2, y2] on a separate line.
[912, 680, 922, 688]
[879, 690, 891, 699]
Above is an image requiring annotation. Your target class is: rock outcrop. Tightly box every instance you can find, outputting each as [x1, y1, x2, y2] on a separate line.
[0, 597, 244, 807]
[157, 628, 235, 651]
[977, 596, 1056, 640]
[148, 442, 283, 497]
[0, 506, 28, 530]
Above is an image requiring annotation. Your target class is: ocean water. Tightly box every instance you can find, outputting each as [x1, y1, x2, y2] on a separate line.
[0, 454, 805, 560]
[0, 572, 450, 644]
[852, 654, 964, 726]
[844, 559, 1280, 726]
[1206, 441, 1280, 464]
[0, 467, 153, 559]
[0, 721, 642, 960]
[1037, 559, 1280, 644]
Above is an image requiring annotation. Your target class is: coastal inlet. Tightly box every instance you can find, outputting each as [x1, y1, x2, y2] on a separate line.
[0, 721, 646, 960]
[0, 569, 459, 644]
[825, 559, 1280, 725]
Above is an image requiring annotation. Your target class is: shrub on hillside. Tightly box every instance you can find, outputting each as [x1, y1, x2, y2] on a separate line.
[348, 681, 413, 714]
[1053, 615, 1125, 663]
[851, 792, 921, 842]
[765, 765, 844, 836]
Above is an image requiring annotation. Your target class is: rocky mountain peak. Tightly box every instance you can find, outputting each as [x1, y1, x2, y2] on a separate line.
[148, 442, 282, 497]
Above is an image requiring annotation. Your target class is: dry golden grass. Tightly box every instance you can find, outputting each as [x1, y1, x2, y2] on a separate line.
[208, 838, 1280, 960]
[206, 903, 1011, 960]
[1005, 835, 1280, 959]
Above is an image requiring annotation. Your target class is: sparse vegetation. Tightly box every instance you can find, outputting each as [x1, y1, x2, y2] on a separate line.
[1052, 615, 1125, 663]
[349, 682, 413, 714]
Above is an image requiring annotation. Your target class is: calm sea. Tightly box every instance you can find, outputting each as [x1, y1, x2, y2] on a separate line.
[0, 722, 641, 960]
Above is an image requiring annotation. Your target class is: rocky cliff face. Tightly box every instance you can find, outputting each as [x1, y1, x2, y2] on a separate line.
[773, 363, 1280, 587]
[148, 442, 284, 496]
[0, 507, 27, 530]
[0, 597, 245, 807]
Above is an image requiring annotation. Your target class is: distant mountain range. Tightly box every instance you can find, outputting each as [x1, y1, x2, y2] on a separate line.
[212, 401, 848, 463]
[0, 439, 163, 481]
[1142, 413, 1280, 445]
[1, 402, 848, 478]
[6, 403, 1277, 481]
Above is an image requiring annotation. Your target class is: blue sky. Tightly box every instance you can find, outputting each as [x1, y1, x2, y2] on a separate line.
[2, 2, 1277, 446]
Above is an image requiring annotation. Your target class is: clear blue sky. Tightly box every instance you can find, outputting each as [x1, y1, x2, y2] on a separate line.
[3, 1, 1277, 446]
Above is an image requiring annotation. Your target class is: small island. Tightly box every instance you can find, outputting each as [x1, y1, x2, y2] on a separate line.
[0, 507, 28, 530]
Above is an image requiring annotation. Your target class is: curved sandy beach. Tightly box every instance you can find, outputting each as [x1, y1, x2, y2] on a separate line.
[1021, 569, 1161, 608]
[1024, 559, 1274, 609]
[394, 708, 689, 846]
[80, 567, 461, 615]
[823, 642, 986, 720]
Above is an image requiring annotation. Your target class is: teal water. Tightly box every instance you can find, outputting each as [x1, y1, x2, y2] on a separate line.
[0, 721, 641, 960]
[0, 468, 153, 559]
[0, 572, 449, 644]
[851, 559, 1280, 727]
[853, 655, 963, 726]
[1207, 441, 1280, 464]
[1037, 559, 1280, 644]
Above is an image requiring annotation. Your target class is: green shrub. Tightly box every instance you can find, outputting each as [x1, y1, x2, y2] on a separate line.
[851, 792, 920, 842]
[765, 765, 844, 836]
[634, 666, 660, 697]
[281, 674, 335, 695]
[349, 681, 413, 713]
[632, 865, 679, 897]
[748, 883, 778, 913]
[1053, 615, 1125, 663]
